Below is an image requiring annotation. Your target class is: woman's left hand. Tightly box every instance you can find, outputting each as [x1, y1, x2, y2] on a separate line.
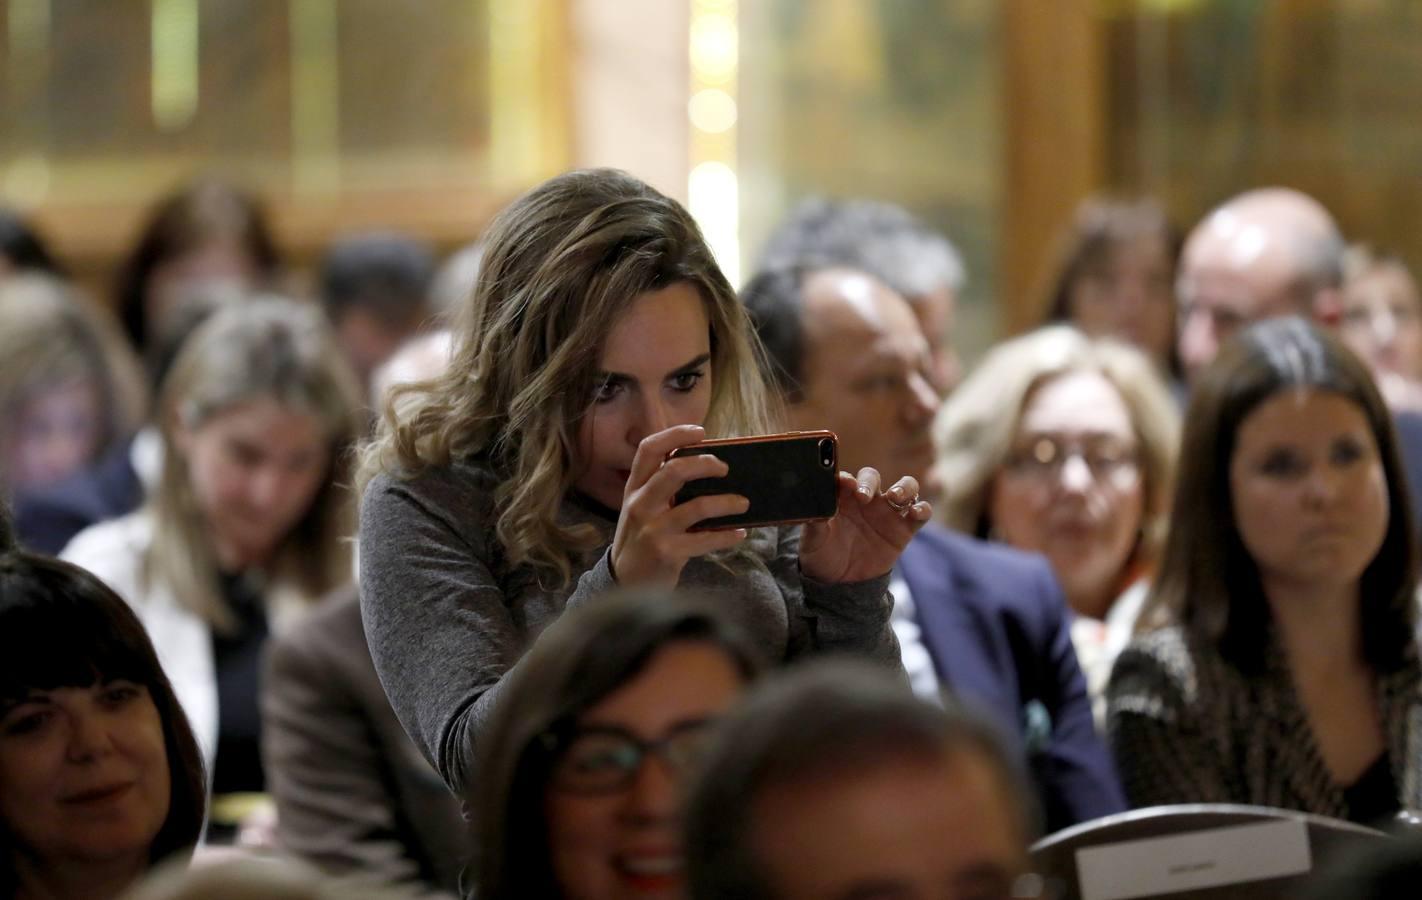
[799, 468, 932, 584]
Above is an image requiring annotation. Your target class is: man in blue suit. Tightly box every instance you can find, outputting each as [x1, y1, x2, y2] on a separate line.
[741, 261, 1125, 832]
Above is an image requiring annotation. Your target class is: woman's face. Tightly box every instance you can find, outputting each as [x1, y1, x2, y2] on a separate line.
[1340, 262, 1422, 382]
[1230, 389, 1389, 593]
[543, 640, 746, 900]
[176, 396, 331, 572]
[0, 681, 170, 871]
[145, 239, 259, 339]
[3, 377, 104, 491]
[573, 282, 714, 510]
[1068, 236, 1175, 367]
[988, 370, 1145, 619]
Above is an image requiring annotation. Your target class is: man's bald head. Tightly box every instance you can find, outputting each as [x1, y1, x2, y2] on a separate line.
[1177, 187, 1345, 380]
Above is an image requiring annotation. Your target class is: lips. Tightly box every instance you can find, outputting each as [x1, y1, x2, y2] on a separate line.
[614, 851, 683, 894]
[62, 781, 135, 805]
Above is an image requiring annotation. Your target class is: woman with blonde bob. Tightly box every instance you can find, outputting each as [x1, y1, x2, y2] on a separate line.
[62, 299, 363, 837]
[933, 325, 1179, 717]
[358, 168, 930, 798]
[0, 274, 147, 494]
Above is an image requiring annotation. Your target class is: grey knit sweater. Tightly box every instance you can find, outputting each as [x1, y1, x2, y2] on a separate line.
[358, 457, 898, 795]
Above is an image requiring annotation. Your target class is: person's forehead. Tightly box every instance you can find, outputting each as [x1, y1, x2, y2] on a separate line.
[802, 269, 919, 342]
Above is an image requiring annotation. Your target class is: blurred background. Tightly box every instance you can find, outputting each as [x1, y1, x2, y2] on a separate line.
[3, 0, 1420, 361]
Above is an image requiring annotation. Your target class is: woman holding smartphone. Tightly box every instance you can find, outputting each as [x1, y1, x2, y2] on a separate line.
[358, 168, 930, 797]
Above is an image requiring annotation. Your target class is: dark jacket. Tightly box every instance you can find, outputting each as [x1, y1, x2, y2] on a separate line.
[262, 588, 469, 897]
[897, 523, 1126, 833]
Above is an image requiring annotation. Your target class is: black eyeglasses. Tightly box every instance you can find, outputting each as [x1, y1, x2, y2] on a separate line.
[543, 719, 718, 794]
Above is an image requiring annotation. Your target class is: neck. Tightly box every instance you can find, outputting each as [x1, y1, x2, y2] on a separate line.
[13, 852, 147, 900]
[1262, 577, 1365, 671]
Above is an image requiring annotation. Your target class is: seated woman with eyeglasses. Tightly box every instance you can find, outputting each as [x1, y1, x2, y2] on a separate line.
[933, 326, 1180, 724]
[472, 588, 763, 900]
[1107, 319, 1422, 823]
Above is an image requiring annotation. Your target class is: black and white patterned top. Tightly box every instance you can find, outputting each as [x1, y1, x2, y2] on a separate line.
[1106, 625, 1422, 824]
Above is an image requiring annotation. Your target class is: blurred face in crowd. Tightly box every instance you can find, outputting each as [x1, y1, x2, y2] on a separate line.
[749, 748, 1027, 900]
[574, 283, 714, 511]
[176, 396, 331, 572]
[146, 240, 259, 339]
[988, 370, 1144, 620]
[334, 308, 424, 390]
[1069, 235, 1175, 368]
[788, 269, 939, 495]
[3, 377, 104, 491]
[544, 641, 746, 900]
[1341, 261, 1422, 384]
[0, 681, 170, 877]
[1230, 388, 1388, 596]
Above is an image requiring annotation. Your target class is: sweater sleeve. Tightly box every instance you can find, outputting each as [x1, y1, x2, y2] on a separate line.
[1106, 638, 1231, 808]
[358, 471, 617, 797]
[769, 526, 900, 666]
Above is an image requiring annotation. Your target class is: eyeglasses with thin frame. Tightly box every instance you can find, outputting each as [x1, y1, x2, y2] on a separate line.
[1002, 435, 1139, 486]
[544, 718, 717, 794]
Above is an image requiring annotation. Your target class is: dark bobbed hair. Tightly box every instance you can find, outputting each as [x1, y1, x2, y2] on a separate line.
[319, 231, 436, 327]
[1041, 196, 1181, 375]
[0, 209, 64, 276]
[684, 659, 1034, 900]
[473, 589, 766, 900]
[0, 552, 207, 892]
[740, 263, 814, 404]
[113, 177, 282, 351]
[1149, 317, 1417, 673]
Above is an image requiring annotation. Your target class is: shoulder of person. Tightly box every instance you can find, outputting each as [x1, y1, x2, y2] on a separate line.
[1110, 626, 1202, 707]
[59, 509, 153, 578]
[361, 454, 501, 531]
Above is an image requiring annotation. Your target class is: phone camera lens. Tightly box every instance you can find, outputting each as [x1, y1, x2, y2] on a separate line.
[818, 438, 835, 469]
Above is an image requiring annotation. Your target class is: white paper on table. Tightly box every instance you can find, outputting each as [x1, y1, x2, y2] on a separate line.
[1075, 819, 1312, 900]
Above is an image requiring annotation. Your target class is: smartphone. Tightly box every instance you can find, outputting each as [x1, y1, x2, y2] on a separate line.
[667, 431, 839, 531]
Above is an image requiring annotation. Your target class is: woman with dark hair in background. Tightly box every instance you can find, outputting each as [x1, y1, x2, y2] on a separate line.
[358, 168, 930, 803]
[1042, 196, 1181, 379]
[1107, 317, 1421, 824]
[0, 532, 206, 899]
[474, 589, 763, 900]
[112, 177, 282, 361]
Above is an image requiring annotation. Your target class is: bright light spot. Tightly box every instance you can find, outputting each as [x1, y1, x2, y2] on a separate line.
[689, 89, 737, 134]
[689, 162, 740, 286]
[690, 13, 737, 83]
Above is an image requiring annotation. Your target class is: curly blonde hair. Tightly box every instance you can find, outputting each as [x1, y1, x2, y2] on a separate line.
[359, 169, 772, 586]
[933, 325, 1179, 571]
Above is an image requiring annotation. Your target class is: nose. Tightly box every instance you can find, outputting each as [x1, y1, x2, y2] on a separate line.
[1370, 308, 1398, 347]
[903, 372, 939, 426]
[620, 755, 679, 825]
[627, 395, 672, 447]
[247, 465, 287, 510]
[66, 712, 115, 763]
[1057, 453, 1093, 494]
[1305, 465, 1343, 507]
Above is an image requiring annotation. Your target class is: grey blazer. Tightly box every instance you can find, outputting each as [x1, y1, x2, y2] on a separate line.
[262, 588, 468, 897]
[1106, 625, 1422, 822]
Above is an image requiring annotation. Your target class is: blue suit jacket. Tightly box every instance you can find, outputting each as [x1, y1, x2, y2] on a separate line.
[897, 522, 1125, 834]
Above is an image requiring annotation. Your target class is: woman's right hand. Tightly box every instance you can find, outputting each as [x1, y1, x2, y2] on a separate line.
[610, 424, 750, 587]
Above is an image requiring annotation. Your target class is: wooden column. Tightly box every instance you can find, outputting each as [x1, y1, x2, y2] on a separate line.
[1000, 0, 1106, 334]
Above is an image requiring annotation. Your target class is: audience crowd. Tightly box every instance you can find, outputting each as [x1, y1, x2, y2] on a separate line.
[3, 166, 1422, 899]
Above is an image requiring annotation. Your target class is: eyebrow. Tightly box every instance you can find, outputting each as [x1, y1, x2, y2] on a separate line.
[597, 353, 712, 387]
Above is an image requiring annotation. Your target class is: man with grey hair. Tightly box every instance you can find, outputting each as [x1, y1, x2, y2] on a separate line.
[684, 660, 1036, 900]
[759, 197, 966, 393]
[1176, 186, 1345, 381]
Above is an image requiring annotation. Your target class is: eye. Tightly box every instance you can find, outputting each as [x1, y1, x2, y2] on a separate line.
[669, 370, 704, 392]
[100, 683, 143, 708]
[1330, 436, 1367, 466]
[593, 379, 622, 404]
[1259, 449, 1307, 478]
[1, 707, 52, 737]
